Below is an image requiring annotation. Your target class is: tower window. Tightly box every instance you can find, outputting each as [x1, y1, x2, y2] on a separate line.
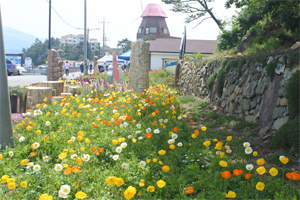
[164, 28, 168, 34]
[138, 27, 143, 33]
[150, 27, 157, 33]
[145, 28, 149, 35]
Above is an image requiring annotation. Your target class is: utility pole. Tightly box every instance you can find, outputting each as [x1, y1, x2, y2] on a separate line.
[83, 0, 87, 75]
[99, 17, 109, 58]
[47, 0, 51, 81]
[0, 5, 15, 149]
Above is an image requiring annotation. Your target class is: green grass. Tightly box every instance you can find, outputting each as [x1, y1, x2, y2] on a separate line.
[178, 95, 196, 103]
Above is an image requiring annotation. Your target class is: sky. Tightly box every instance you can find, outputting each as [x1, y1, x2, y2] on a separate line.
[0, 0, 238, 48]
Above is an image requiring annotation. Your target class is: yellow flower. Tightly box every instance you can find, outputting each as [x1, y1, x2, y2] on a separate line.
[280, 156, 289, 164]
[76, 157, 83, 164]
[80, 147, 85, 152]
[63, 164, 68, 168]
[124, 187, 136, 200]
[36, 130, 41, 135]
[84, 138, 90, 143]
[139, 179, 145, 187]
[226, 191, 236, 198]
[132, 138, 137, 143]
[112, 139, 119, 145]
[169, 144, 175, 150]
[159, 161, 163, 165]
[219, 160, 228, 167]
[153, 158, 158, 163]
[75, 191, 87, 199]
[20, 181, 27, 188]
[201, 126, 207, 131]
[226, 136, 232, 141]
[256, 166, 266, 175]
[7, 178, 15, 184]
[69, 150, 75, 154]
[147, 186, 155, 192]
[253, 151, 258, 156]
[77, 136, 83, 141]
[162, 165, 170, 172]
[21, 159, 29, 166]
[269, 167, 278, 177]
[203, 140, 211, 147]
[0, 154, 2, 159]
[115, 178, 124, 187]
[146, 159, 151, 164]
[220, 152, 225, 159]
[191, 134, 197, 138]
[256, 158, 265, 166]
[256, 182, 265, 191]
[157, 180, 166, 188]
[158, 150, 166, 156]
[39, 193, 53, 200]
[1, 175, 9, 183]
[58, 153, 67, 159]
[26, 126, 32, 131]
[105, 176, 117, 185]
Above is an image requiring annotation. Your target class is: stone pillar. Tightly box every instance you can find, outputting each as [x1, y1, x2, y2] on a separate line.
[128, 41, 150, 93]
[93, 56, 99, 73]
[40, 81, 64, 96]
[26, 87, 52, 109]
[49, 49, 63, 81]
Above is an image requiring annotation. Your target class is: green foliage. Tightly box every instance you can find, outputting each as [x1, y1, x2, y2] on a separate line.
[178, 95, 195, 104]
[217, 26, 243, 51]
[149, 68, 174, 88]
[245, 37, 282, 54]
[9, 86, 28, 101]
[286, 70, 300, 119]
[117, 38, 131, 52]
[207, 74, 215, 90]
[216, 66, 226, 97]
[265, 60, 277, 81]
[233, 121, 257, 131]
[269, 116, 300, 153]
[143, 35, 156, 41]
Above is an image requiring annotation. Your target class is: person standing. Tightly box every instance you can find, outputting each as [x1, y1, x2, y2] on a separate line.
[89, 63, 93, 73]
[80, 62, 84, 73]
[64, 61, 70, 76]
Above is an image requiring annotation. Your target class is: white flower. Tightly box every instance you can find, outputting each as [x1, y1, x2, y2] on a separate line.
[93, 108, 97, 112]
[128, 135, 132, 139]
[279, 155, 285, 161]
[43, 156, 50, 162]
[70, 154, 78, 160]
[246, 164, 254, 171]
[171, 133, 178, 139]
[33, 164, 41, 172]
[19, 136, 25, 142]
[177, 116, 182, 120]
[8, 151, 14, 157]
[177, 142, 183, 147]
[113, 109, 117, 113]
[168, 139, 175, 144]
[82, 154, 90, 162]
[54, 164, 63, 171]
[32, 142, 40, 149]
[60, 184, 71, 195]
[243, 142, 250, 147]
[55, 112, 59, 115]
[119, 124, 124, 128]
[226, 149, 232, 154]
[135, 131, 141, 134]
[146, 128, 151, 133]
[136, 124, 141, 129]
[26, 162, 34, 169]
[164, 119, 168, 123]
[111, 118, 114, 122]
[154, 129, 160, 134]
[123, 122, 128, 128]
[112, 155, 119, 161]
[58, 190, 68, 198]
[159, 119, 163, 123]
[121, 163, 129, 169]
[183, 114, 187, 118]
[245, 147, 253, 154]
[121, 142, 127, 148]
[70, 136, 76, 142]
[139, 161, 146, 167]
[45, 121, 51, 126]
[216, 151, 221, 156]
[138, 136, 143, 140]
[116, 146, 122, 153]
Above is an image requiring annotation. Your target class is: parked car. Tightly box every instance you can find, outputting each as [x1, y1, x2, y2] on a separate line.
[6, 59, 20, 75]
[16, 66, 27, 75]
[38, 65, 48, 69]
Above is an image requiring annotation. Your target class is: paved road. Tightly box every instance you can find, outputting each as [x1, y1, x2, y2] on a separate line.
[7, 71, 84, 87]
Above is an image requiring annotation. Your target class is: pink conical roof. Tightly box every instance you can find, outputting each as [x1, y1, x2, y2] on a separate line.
[141, 4, 168, 18]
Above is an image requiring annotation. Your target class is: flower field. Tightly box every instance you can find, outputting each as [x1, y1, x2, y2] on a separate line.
[1, 69, 299, 199]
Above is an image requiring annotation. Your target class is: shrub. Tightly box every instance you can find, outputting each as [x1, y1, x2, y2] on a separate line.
[265, 60, 277, 81]
[216, 66, 226, 97]
[285, 70, 300, 119]
[269, 116, 300, 153]
[207, 74, 215, 90]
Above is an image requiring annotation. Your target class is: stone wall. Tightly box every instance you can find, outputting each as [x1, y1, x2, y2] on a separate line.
[178, 51, 299, 131]
[49, 49, 64, 81]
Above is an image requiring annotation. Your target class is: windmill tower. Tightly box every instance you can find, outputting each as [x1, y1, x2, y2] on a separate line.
[136, 4, 170, 40]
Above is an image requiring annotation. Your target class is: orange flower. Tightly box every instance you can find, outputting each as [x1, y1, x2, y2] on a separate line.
[114, 119, 121, 126]
[233, 169, 243, 176]
[146, 133, 152, 139]
[107, 122, 112, 126]
[95, 151, 100, 156]
[155, 110, 160, 114]
[153, 121, 157, 125]
[126, 116, 132, 121]
[222, 171, 231, 179]
[286, 172, 300, 181]
[101, 120, 107, 125]
[44, 136, 48, 141]
[91, 148, 96, 152]
[245, 173, 251, 179]
[194, 130, 199, 135]
[99, 148, 104, 153]
[30, 152, 37, 157]
[132, 120, 136, 124]
[190, 119, 194, 123]
[64, 167, 72, 175]
[186, 186, 194, 194]
[173, 127, 178, 133]
[72, 166, 81, 173]
[93, 124, 98, 128]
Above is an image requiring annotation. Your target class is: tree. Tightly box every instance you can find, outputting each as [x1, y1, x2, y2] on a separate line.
[143, 35, 156, 41]
[117, 38, 132, 52]
[162, 0, 223, 30]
